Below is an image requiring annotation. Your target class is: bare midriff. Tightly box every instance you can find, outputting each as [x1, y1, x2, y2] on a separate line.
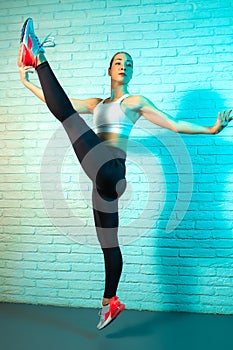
[97, 132, 128, 152]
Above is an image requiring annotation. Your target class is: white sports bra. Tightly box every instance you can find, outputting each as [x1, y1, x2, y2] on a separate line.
[93, 94, 134, 137]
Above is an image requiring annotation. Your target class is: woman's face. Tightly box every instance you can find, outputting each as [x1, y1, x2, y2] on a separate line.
[108, 53, 133, 84]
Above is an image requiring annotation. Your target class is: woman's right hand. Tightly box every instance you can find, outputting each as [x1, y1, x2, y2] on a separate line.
[18, 66, 45, 102]
[19, 66, 34, 85]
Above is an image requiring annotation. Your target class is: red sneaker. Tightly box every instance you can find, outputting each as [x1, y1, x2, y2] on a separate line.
[97, 296, 125, 330]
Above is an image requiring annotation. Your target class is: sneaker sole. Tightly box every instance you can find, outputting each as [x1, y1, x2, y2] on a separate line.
[20, 18, 30, 43]
[21, 18, 33, 49]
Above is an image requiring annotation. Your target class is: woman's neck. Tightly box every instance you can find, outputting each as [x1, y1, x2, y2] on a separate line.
[109, 84, 129, 101]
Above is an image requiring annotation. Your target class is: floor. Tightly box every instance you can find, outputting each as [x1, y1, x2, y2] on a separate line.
[0, 302, 232, 350]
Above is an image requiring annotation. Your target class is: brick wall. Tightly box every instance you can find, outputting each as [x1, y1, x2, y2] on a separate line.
[0, 0, 233, 314]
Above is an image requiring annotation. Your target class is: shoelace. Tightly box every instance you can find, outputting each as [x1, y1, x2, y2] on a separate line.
[41, 33, 56, 48]
[98, 304, 109, 316]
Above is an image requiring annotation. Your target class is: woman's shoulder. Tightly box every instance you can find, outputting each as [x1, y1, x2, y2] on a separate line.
[122, 95, 148, 112]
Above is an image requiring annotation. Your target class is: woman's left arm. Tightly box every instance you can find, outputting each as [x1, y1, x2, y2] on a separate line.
[136, 96, 232, 135]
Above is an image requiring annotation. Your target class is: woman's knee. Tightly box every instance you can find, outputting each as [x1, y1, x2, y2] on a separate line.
[97, 178, 126, 200]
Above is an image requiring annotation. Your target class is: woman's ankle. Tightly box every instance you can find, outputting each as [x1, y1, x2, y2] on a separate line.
[37, 53, 47, 67]
[102, 297, 111, 306]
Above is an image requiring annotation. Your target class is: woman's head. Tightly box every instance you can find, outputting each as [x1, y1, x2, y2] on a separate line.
[108, 52, 133, 84]
[109, 51, 133, 69]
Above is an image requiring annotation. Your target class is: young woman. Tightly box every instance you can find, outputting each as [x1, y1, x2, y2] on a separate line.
[18, 18, 232, 330]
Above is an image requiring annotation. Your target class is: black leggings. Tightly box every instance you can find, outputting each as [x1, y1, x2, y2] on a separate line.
[36, 62, 126, 298]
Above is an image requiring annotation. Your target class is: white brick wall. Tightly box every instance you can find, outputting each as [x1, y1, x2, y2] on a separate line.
[0, 0, 233, 314]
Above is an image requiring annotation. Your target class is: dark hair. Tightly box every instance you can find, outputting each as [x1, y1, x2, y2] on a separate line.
[109, 51, 133, 69]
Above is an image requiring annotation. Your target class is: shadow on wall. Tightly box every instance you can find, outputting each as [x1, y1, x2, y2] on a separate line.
[129, 88, 233, 313]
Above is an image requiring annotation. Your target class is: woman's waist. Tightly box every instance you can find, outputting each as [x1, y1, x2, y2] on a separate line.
[97, 132, 128, 157]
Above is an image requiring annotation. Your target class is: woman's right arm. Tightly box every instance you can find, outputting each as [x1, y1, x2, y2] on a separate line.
[19, 66, 102, 114]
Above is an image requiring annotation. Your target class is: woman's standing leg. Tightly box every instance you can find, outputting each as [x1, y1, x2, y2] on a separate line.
[92, 187, 123, 301]
[91, 149, 126, 319]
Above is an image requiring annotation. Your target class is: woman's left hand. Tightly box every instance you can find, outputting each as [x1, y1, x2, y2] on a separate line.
[211, 109, 232, 134]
